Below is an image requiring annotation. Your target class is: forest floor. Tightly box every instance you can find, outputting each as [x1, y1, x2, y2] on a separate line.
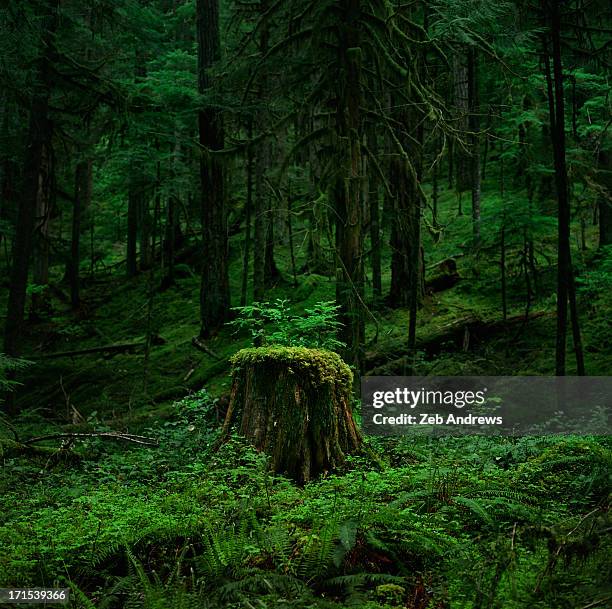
[1, 182, 611, 608]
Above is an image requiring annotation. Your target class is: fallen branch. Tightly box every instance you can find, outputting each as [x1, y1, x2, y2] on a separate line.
[28, 337, 165, 360]
[191, 336, 223, 360]
[22, 432, 159, 447]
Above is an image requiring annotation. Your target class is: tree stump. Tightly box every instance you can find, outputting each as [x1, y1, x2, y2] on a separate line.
[220, 346, 362, 483]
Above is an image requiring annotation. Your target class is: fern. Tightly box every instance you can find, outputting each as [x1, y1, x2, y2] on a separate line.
[297, 519, 339, 581]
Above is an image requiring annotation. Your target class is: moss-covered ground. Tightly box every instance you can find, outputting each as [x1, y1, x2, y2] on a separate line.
[1, 174, 610, 608]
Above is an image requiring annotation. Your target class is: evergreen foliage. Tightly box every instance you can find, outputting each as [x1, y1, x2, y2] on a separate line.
[0, 0, 610, 606]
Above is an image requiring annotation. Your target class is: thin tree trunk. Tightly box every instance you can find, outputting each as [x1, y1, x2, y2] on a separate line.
[31, 134, 52, 317]
[126, 185, 139, 277]
[253, 141, 268, 301]
[140, 198, 153, 271]
[264, 212, 280, 287]
[467, 47, 481, 244]
[68, 161, 86, 309]
[288, 194, 298, 287]
[143, 174, 161, 394]
[252, 0, 275, 301]
[501, 224, 507, 321]
[0, 94, 15, 273]
[545, 0, 585, 375]
[597, 149, 612, 247]
[162, 196, 177, 287]
[453, 52, 470, 194]
[367, 129, 382, 301]
[500, 142, 507, 322]
[240, 125, 254, 306]
[447, 137, 454, 189]
[432, 137, 440, 228]
[196, 0, 230, 338]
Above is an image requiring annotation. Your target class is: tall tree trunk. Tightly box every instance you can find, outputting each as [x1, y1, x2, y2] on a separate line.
[240, 125, 254, 306]
[388, 112, 424, 312]
[140, 198, 153, 271]
[163, 135, 183, 287]
[126, 183, 139, 277]
[545, 0, 585, 375]
[3, 1, 57, 411]
[389, 159, 412, 308]
[306, 193, 328, 275]
[68, 161, 88, 309]
[253, 140, 269, 301]
[31, 135, 52, 317]
[453, 52, 470, 194]
[163, 196, 177, 286]
[196, 0, 230, 337]
[367, 129, 382, 302]
[467, 47, 481, 244]
[264, 210, 280, 287]
[597, 149, 612, 248]
[252, 0, 280, 299]
[432, 136, 440, 228]
[335, 1, 364, 373]
[0, 94, 15, 272]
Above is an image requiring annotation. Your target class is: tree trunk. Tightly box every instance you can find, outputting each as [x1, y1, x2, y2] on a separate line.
[240, 121, 254, 306]
[545, 0, 585, 375]
[30, 132, 52, 317]
[467, 47, 481, 244]
[3, 2, 57, 412]
[68, 161, 87, 309]
[253, 140, 269, 301]
[264, 212, 280, 287]
[500, 223, 507, 321]
[0, 94, 16, 273]
[253, 2, 279, 294]
[140, 198, 153, 271]
[335, 3, 364, 372]
[597, 149, 612, 248]
[163, 196, 177, 287]
[388, 155, 423, 310]
[197, 0, 230, 338]
[126, 184, 139, 277]
[389, 158, 412, 308]
[367, 129, 382, 302]
[306, 194, 328, 275]
[432, 137, 440, 228]
[220, 347, 362, 484]
[453, 52, 470, 194]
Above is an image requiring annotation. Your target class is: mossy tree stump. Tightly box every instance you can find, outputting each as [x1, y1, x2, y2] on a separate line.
[220, 346, 362, 483]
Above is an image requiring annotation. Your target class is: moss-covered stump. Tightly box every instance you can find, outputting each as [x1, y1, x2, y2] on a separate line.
[221, 346, 362, 483]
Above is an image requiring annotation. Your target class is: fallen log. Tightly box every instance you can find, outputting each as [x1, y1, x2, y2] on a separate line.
[23, 431, 158, 447]
[28, 336, 165, 360]
[366, 310, 553, 372]
[425, 258, 460, 293]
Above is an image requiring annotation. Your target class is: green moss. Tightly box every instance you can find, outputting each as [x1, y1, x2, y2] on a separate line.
[230, 346, 353, 388]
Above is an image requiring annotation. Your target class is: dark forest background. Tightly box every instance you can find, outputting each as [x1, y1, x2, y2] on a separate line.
[0, 0, 611, 607]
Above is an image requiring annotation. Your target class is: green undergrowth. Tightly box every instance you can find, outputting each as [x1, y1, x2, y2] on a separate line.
[1, 172, 611, 608]
[1, 418, 610, 608]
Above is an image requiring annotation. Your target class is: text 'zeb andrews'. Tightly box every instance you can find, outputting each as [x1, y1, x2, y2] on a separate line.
[361, 377, 612, 436]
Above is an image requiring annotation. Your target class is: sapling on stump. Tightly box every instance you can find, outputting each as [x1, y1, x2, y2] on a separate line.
[220, 346, 362, 484]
